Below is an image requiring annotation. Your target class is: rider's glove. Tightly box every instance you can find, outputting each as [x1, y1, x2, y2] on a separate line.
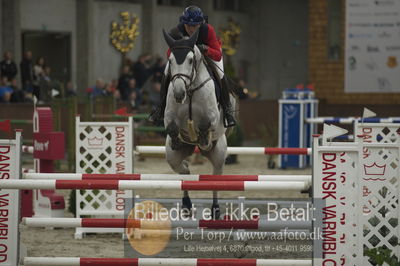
[198, 44, 209, 52]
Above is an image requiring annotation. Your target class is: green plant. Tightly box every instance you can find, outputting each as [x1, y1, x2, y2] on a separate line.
[365, 247, 400, 266]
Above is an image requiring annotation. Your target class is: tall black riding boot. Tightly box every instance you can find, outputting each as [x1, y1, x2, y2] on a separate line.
[220, 77, 236, 128]
[149, 74, 170, 123]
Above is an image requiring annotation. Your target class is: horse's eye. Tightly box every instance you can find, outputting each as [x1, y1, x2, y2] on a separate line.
[189, 58, 193, 64]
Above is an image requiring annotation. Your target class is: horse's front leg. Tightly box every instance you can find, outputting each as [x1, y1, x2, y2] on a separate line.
[165, 121, 183, 150]
[165, 140, 195, 217]
[197, 114, 219, 151]
[202, 134, 228, 220]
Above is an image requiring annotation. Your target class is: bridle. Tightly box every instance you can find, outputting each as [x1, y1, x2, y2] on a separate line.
[169, 45, 212, 120]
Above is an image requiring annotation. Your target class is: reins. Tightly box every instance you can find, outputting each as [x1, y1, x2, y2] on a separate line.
[170, 46, 212, 121]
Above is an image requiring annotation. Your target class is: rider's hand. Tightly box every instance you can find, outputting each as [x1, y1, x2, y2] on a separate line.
[198, 44, 209, 52]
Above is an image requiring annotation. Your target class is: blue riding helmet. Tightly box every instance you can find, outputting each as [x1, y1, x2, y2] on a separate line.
[180, 6, 204, 26]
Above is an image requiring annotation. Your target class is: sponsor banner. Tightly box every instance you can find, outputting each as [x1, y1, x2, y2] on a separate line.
[345, 0, 400, 92]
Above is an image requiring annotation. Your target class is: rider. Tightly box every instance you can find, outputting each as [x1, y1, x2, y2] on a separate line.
[149, 5, 236, 128]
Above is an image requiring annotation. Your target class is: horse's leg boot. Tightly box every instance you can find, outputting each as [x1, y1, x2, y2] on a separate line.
[166, 122, 182, 150]
[211, 203, 220, 220]
[198, 121, 211, 149]
[182, 195, 193, 217]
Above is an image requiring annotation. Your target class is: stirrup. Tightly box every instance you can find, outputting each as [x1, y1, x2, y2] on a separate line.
[223, 112, 236, 128]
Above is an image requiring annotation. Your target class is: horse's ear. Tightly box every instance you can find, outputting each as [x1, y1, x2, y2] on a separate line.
[163, 29, 175, 48]
[188, 28, 200, 47]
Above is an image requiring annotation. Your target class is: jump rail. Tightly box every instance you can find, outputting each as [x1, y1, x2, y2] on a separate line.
[22, 145, 34, 154]
[0, 179, 309, 191]
[23, 217, 312, 230]
[136, 145, 312, 155]
[23, 257, 313, 266]
[306, 116, 400, 124]
[23, 173, 312, 183]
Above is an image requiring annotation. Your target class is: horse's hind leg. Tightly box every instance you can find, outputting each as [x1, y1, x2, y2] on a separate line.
[202, 135, 228, 219]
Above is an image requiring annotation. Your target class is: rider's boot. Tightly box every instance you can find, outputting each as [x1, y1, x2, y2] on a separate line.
[149, 73, 169, 123]
[220, 76, 236, 128]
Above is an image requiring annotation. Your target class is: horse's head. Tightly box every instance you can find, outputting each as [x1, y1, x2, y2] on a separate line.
[163, 28, 201, 104]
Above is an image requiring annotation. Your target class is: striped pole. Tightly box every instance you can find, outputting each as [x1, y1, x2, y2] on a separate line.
[136, 146, 312, 155]
[23, 173, 311, 183]
[23, 257, 312, 266]
[306, 117, 400, 124]
[23, 218, 311, 230]
[22, 145, 34, 154]
[0, 180, 309, 191]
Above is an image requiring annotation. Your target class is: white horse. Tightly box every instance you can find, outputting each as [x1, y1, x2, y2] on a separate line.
[163, 29, 235, 219]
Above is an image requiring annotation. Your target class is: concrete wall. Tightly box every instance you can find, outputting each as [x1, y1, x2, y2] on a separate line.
[152, 5, 183, 58]
[252, 0, 309, 99]
[91, 1, 142, 84]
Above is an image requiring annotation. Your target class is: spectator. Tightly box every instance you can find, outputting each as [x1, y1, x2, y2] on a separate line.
[65, 81, 77, 97]
[151, 56, 166, 83]
[87, 78, 106, 99]
[148, 80, 161, 108]
[127, 78, 141, 108]
[0, 77, 13, 103]
[117, 65, 134, 101]
[132, 53, 152, 89]
[34, 56, 46, 80]
[129, 90, 139, 111]
[0, 51, 18, 81]
[10, 78, 26, 103]
[105, 79, 119, 99]
[20, 51, 34, 93]
[39, 66, 53, 101]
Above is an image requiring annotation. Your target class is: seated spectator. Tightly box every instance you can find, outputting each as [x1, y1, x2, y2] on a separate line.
[87, 78, 106, 98]
[105, 79, 119, 99]
[65, 81, 77, 97]
[127, 78, 141, 108]
[117, 65, 134, 101]
[0, 51, 18, 82]
[148, 80, 161, 108]
[129, 90, 139, 111]
[10, 78, 26, 103]
[0, 77, 13, 103]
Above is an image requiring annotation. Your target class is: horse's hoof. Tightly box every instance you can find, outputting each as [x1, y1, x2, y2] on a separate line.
[211, 203, 220, 220]
[182, 196, 193, 217]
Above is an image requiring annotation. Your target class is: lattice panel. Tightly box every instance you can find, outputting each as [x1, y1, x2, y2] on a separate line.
[356, 122, 400, 143]
[358, 145, 400, 265]
[75, 117, 133, 225]
[78, 125, 114, 173]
